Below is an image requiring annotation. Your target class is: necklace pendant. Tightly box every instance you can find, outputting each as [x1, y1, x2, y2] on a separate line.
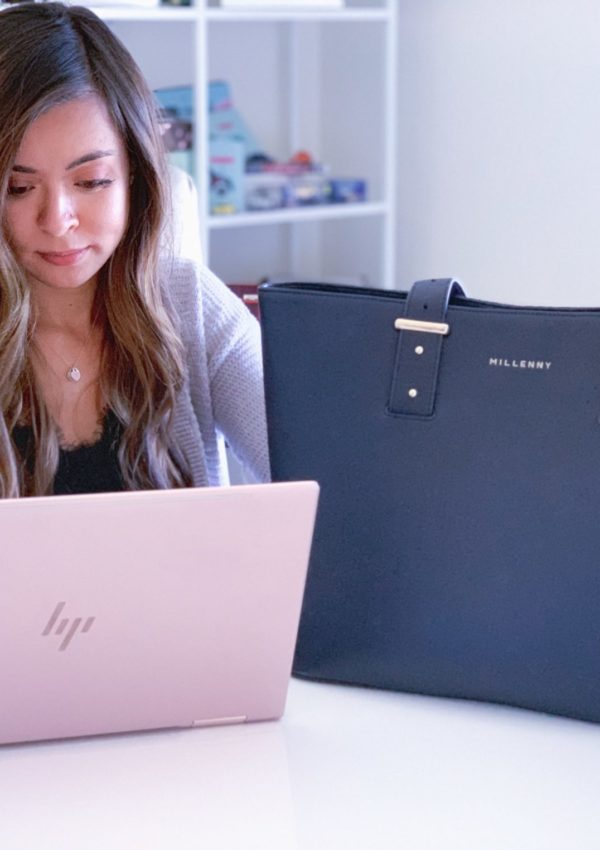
[66, 366, 81, 383]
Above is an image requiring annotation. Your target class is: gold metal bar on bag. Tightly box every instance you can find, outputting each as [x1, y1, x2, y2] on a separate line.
[394, 318, 450, 335]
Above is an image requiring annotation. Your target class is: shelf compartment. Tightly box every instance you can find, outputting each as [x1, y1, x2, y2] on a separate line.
[208, 201, 387, 229]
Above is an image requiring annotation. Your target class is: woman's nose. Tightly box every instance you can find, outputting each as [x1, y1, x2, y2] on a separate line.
[37, 188, 78, 236]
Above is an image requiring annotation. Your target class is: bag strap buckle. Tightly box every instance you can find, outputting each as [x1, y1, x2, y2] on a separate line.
[393, 318, 450, 336]
[388, 278, 464, 417]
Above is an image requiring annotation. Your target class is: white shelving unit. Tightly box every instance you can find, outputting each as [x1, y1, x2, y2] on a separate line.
[96, 2, 396, 287]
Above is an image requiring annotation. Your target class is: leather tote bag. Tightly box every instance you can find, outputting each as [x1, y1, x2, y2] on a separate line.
[259, 277, 600, 723]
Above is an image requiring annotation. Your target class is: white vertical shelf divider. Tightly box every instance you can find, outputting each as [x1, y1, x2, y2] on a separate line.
[287, 20, 323, 281]
[383, 0, 398, 290]
[195, 0, 209, 264]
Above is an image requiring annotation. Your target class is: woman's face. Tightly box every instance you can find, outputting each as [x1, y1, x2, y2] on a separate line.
[4, 95, 130, 293]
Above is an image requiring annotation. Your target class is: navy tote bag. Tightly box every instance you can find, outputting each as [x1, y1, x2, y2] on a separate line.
[259, 277, 600, 723]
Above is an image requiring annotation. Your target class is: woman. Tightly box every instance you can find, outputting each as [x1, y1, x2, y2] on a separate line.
[0, 1, 270, 497]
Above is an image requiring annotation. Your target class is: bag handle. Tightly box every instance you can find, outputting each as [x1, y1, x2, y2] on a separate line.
[387, 277, 464, 417]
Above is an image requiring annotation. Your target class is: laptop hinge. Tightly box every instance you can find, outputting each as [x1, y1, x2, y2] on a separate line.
[191, 715, 247, 728]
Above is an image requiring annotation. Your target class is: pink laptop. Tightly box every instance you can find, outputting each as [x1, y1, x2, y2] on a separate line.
[0, 481, 319, 745]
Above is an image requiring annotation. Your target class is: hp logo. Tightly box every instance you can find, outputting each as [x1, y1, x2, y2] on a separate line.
[42, 602, 95, 651]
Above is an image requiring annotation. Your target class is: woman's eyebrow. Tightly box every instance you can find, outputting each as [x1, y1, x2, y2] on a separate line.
[11, 149, 116, 174]
[66, 149, 116, 169]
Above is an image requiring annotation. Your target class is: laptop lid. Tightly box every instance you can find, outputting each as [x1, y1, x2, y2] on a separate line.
[0, 481, 319, 745]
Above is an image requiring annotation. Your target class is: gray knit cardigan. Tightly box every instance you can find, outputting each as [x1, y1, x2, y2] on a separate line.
[164, 258, 270, 486]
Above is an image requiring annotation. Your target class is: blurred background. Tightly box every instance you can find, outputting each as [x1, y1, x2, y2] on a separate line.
[101, 0, 600, 306]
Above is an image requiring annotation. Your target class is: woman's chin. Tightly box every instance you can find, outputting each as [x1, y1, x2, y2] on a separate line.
[25, 262, 102, 293]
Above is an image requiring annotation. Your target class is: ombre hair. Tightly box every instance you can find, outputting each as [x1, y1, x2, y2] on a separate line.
[0, 1, 192, 496]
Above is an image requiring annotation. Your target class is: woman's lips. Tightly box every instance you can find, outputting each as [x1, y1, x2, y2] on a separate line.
[37, 247, 89, 267]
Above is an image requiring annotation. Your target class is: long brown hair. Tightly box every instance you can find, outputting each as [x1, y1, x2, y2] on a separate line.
[0, 2, 191, 496]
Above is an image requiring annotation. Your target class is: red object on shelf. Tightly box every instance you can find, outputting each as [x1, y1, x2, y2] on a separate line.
[227, 283, 261, 320]
[289, 150, 313, 167]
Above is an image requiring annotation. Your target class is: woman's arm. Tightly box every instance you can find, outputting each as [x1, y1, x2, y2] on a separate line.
[199, 266, 271, 483]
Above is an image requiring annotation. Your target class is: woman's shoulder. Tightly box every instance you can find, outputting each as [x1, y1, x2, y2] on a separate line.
[158, 257, 207, 330]
[159, 256, 230, 304]
[159, 255, 203, 302]
[159, 256, 253, 329]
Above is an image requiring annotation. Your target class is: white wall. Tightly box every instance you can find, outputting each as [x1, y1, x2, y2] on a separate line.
[395, 0, 600, 306]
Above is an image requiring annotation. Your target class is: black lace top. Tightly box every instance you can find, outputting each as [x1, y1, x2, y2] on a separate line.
[13, 410, 125, 495]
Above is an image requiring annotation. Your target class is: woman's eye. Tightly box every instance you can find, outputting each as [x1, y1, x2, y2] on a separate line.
[77, 178, 114, 190]
[7, 184, 32, 197]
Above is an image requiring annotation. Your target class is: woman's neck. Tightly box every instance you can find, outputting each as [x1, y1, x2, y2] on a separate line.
[29, 276, 97, 334]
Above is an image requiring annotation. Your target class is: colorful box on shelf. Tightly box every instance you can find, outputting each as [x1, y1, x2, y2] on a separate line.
[209, 80, 262, 162]
[209, 80, 263, 213]
[155, 85, 193, 123]
[244, 172, 289, 212]
[327, 178, 367, 204]
[155, 85, 194, 176]
[210, 139, 245, 215]
[243, 170, 367, 211]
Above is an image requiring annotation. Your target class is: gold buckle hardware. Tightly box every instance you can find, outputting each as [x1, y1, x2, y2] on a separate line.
[394, 318, 450, 335]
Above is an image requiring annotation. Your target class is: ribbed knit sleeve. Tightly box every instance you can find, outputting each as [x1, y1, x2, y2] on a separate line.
[200, 265, 271, 482]
[166, 259, 271, 485]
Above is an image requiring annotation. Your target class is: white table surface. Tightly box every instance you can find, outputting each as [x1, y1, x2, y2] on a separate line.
[2, 677, 600, 850]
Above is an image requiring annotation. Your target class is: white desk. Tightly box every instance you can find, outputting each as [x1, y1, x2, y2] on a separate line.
[2, 678, 600, 850]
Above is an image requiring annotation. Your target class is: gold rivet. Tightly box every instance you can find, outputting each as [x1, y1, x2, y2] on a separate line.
[408, 388, 418, 398]
[415, 345, 424, 355]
